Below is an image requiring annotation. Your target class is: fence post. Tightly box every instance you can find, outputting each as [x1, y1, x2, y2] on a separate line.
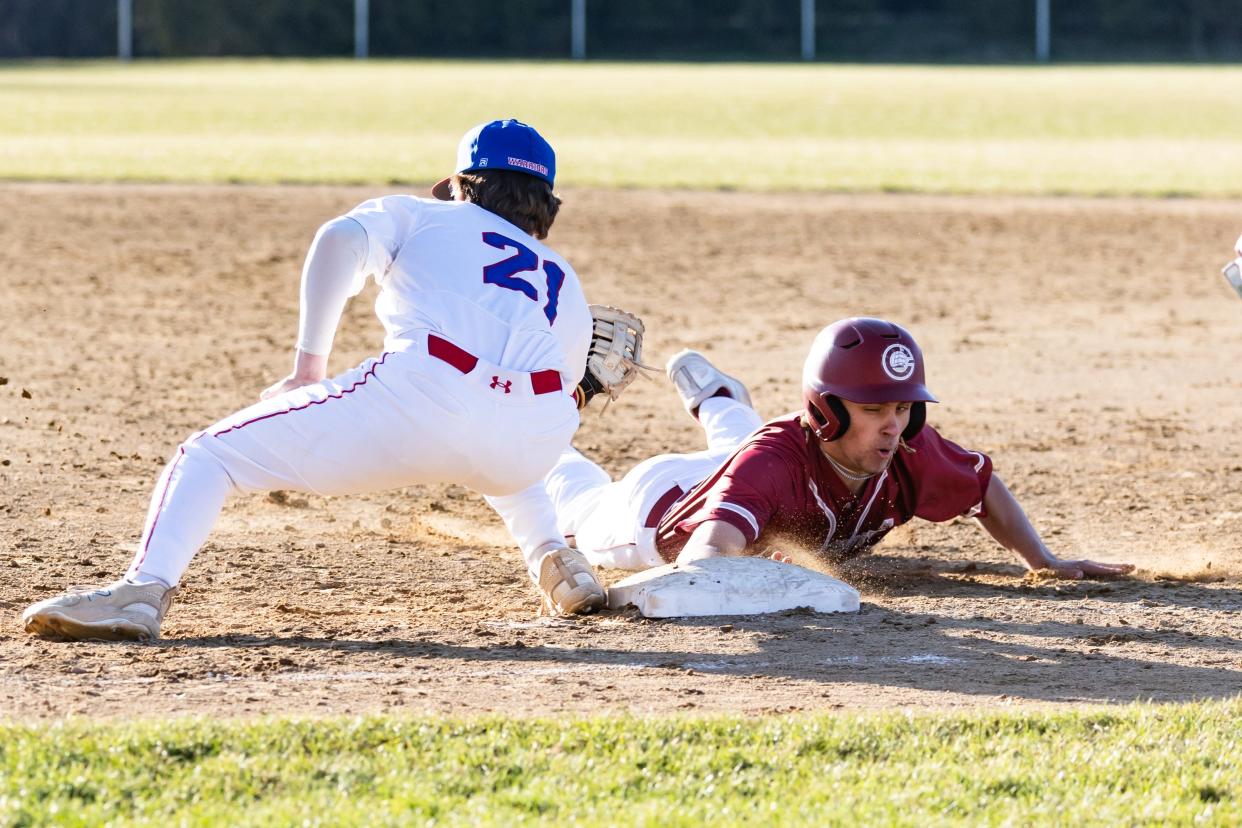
[571, 0, 586, 60]
[1035, 0, 1050, 63]
[801, 0, 815, 61]
[355, 0, 369, 59]
[118, 0, 132, 60]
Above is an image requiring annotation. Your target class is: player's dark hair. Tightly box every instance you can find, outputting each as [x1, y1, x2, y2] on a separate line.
[452, 170, 562, 239]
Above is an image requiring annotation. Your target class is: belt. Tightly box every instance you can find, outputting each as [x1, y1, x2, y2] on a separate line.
[427, 334, 563, 395]
[644, 484, 685, 529]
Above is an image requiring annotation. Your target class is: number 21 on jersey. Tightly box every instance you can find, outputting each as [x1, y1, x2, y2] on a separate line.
[481, 232, 565, 325]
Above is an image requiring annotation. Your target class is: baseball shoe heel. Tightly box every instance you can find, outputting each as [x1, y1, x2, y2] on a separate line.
[665, 349, 753, 416]
[22, 579, 176, 642]
[538, 548, 606, 615]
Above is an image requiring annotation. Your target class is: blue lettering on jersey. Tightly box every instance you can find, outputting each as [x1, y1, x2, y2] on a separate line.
[481, 231, 565, 325]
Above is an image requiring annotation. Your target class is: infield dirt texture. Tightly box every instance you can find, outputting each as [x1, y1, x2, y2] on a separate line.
[1, 183, 1240, 719]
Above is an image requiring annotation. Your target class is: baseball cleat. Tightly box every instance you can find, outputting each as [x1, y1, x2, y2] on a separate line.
[22, 580, 176, 642]
[538, 547, 606, 615]
[665, 349, 753, 416]
[1223, 258, 1242, 300]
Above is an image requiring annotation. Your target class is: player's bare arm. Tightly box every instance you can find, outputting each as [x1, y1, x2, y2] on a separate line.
[674, 519, 747, 564]
[977, 474, 1135, 580]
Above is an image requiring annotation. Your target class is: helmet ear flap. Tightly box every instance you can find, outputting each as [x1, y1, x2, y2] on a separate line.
[824, 396, 850, 441]
[902, 401, 926, 440]
[807, 394, 849, 441]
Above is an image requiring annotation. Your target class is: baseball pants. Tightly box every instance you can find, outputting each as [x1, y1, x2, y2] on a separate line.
[127, 330, 579, 587]
[543, 396, 763, 570]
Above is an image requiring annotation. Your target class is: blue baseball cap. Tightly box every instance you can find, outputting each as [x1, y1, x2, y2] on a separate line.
[431, 119, 556, 200]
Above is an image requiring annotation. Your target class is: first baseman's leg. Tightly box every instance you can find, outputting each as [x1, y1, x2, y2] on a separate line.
[542, 447, 612, 538]
[126, 436, 235, 587]
[127, 349, 510, 588]
[26, 348, 591, 637]
[28, 357, 410, 640]
[485, 482, 570, 577]
[22, 428, 236, 640]
[486, 481, 607, 615]
[124, 354, 404, 586]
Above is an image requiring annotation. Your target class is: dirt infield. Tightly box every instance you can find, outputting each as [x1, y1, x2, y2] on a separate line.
[1, 183, 1240, 720]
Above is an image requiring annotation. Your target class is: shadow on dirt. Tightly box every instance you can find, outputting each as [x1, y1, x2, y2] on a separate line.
[837, 549, 1242, 611]
[160, 591, 1242, 706]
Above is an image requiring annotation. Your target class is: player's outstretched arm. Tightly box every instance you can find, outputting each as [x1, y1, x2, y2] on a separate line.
[674, 520, 748, 565]
[976, 474, 1135, 580]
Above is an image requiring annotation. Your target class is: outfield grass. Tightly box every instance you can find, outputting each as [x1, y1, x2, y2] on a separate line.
[1, 700, 1237, 825]
[1, 60, 1241, 194]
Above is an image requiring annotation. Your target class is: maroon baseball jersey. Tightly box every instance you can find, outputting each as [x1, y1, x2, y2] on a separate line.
[654, 413, 992, 561]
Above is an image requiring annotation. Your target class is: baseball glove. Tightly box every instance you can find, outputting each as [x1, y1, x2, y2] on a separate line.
[576, 305, 652, 410]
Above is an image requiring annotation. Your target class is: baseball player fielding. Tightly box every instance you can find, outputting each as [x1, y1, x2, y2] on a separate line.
[21, 119, 648, 641]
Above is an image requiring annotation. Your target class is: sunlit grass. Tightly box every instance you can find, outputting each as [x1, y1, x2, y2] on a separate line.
[1, 60, 1241, 194]
[1, 700, 1238, 825]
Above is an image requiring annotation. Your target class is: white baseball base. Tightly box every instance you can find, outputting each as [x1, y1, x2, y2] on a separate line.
[606, 556, 860, 618]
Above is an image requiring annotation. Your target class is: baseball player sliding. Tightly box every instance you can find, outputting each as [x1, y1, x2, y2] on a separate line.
[545, 317, 1136, 581]
[23, 119, 645, 641]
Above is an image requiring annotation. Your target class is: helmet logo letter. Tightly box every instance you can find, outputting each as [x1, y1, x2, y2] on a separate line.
[881, 344, 916, 381]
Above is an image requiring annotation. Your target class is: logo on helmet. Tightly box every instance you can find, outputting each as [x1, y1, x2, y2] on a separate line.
[881, 344, 916, 381]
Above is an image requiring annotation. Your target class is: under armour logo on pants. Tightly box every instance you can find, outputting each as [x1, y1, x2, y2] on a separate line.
[490, 376, 513, 394]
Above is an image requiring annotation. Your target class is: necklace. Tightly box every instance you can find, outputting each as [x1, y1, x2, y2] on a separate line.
[824, 451, 875, 482]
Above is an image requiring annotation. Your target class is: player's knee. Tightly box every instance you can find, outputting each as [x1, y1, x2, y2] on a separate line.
[173, 433, 233, 484]
[174, 430, 210, 458]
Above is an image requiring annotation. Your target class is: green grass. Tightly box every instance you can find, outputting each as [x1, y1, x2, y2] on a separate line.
[2, 60, 1242, 194]
[2, 700, 1239, 826]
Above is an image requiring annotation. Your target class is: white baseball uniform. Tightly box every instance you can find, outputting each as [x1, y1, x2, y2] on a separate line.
[544, 396, 764, 570]
[126, 194, 591, 588]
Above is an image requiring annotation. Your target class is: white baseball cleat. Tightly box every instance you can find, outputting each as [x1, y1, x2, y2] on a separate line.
[22, 580, 176, 642]
[538, 547, 606, 615]
[1223, 257, 1242, 300]
[665, 349, 753, 416]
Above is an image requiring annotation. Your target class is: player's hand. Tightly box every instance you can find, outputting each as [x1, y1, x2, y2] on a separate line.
[1037, 558, 1135, 580]
[260, 374, 321, 400]
[260, 350, 328, 401]
[674, 546, 720, 566]
[767, 550, 794, 564]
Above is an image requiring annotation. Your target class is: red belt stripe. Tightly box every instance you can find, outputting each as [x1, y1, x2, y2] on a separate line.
[428, 334, 562, 395]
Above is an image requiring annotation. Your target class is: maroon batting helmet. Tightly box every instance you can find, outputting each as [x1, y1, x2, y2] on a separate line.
[802, 317, 938, 442]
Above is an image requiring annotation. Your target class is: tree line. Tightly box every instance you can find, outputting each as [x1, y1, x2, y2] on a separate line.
[3, 0, 1240, 61]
